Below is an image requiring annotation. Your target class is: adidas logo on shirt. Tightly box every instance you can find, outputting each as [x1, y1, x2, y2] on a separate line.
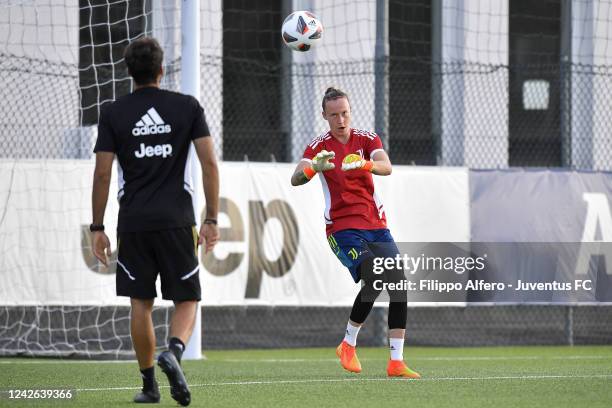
[132, 107, 172, 136]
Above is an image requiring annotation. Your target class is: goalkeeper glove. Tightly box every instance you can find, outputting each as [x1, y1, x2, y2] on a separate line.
[304, 150, 335, 179]
[341, 153, 374, 172]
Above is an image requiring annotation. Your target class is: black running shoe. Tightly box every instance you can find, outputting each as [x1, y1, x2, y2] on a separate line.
[157, 351, 191, 406]
[133, 384, 160, 404]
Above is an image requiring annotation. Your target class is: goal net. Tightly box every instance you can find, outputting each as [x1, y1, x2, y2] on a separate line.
[2, 0, 612, 359]
[0, 0, 187, 358]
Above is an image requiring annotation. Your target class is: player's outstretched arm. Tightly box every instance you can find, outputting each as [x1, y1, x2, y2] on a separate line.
[194, 137, 220, 253]
[291, 160, 313, 186]
[369, 150, 392, 176]
[91, 151, 114, 266]
[291, 150, 335, 186]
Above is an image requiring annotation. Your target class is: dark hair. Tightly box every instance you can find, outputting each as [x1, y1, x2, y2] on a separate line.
[124, 37, 164, 85]
[322, 87, 349, 112]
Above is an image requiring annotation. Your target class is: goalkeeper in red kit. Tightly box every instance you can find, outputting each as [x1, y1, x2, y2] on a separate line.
[291, 87, 420, 379]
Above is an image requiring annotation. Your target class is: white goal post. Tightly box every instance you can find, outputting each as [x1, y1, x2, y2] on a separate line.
[181, 0, 202, 361]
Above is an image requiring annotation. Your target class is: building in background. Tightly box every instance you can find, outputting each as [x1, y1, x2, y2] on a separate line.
[0, 0, 611, 169]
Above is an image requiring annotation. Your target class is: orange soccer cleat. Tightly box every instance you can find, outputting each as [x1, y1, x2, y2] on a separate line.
[336, 341, 362, 373]
[386, 360, 421, 379]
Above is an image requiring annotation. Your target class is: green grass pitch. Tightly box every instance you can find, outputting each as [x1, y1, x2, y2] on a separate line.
[1, 346, 611, 407]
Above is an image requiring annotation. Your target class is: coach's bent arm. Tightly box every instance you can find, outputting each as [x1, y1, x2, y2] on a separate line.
[370, 150, 392, 176]
[193, 137, 219, 220]
[92, 152, 115, 226]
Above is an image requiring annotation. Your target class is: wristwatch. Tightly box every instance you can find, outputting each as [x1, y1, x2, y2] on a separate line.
[203, 218, 217, 225]
[89, 224, 105, 232]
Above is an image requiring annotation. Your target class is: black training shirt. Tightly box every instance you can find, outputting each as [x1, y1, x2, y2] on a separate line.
[94, 87, 210, 232]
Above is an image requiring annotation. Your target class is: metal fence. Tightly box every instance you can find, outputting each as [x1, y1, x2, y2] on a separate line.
[1, 1, 611, 169]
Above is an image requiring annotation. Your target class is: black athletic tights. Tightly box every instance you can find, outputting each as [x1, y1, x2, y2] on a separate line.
[349, 258, 407, 329]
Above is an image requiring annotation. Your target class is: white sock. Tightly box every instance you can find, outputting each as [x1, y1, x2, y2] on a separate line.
[389, 338, 404, 361]
[343, 322, 361, 347]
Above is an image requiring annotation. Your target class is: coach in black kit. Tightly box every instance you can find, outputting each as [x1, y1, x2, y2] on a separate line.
[90, 37, 219, 406]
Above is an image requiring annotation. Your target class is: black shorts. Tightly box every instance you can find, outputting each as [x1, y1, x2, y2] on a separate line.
[116, 226, 201, 301]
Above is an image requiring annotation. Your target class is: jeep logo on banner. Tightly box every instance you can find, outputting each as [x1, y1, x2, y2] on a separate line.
[201, 197, 300, 298]
[80, 197, 300, 299]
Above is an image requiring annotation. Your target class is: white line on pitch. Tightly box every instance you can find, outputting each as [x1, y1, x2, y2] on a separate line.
[219, 355, 612, 363]
[73, 374, 612, 392]
[0, 360, 135, 364]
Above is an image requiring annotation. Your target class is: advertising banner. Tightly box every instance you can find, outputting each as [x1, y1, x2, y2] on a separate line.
[0, 161, 469, 305]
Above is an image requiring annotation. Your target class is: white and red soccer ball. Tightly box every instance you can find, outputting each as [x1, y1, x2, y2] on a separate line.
[281, 10, 323, 52]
